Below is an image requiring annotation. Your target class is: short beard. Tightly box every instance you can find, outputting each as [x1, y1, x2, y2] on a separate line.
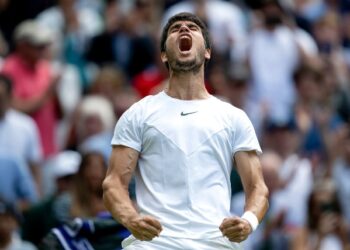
[171, 59, 201, 73]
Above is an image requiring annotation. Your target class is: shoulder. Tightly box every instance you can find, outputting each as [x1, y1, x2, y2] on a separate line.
[211, 96, 246, 116]
[125, 94, 156, 112]
[1, 54, 18, 71]
[119, 93, 161, 120]
[209, 97, 251, 127]
[276, 26, 297, 42]
[7, 110, 37, 130]
[129, 93, 164, 110]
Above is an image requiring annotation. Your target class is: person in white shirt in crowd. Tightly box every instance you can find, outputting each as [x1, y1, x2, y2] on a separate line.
[36, 0, 104, 89]
[247, 0, 317, 128]
[291, 179, 350, 250]
[262, 118, 313, 230]
[103, 12, 269, 250]
[0, 73, 43, 196]
[22, 150, 81, 246]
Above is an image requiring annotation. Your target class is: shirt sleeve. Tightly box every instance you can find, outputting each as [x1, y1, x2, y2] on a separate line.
[232, 109, 262, 155]
[111, 103, 142, 152]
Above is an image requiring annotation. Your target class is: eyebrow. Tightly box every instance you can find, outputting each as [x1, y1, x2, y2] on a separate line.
[169, 23, 182, 31]
[169, 22, 200, 31]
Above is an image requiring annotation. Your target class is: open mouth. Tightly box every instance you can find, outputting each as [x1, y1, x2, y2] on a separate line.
[179, 35, 192, 52]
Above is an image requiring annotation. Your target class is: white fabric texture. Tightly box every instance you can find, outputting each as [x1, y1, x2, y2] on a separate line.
[121, 234, 242, 250]
[111, 91, 261, 239]
[0, 109, 42, 163]
[278, 154, 313, 227]
[249, 26, 300, 123]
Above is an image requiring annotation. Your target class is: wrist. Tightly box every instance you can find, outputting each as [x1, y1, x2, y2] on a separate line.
[241, 211, 259, 232]
[119, 210, 139, 227]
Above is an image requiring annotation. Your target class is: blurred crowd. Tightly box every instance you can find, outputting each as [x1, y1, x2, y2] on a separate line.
[0, 0, 350, 249]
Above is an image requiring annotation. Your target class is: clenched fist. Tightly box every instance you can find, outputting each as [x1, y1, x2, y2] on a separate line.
[126, 215, 163, 241]
[219, 216, 252, 243]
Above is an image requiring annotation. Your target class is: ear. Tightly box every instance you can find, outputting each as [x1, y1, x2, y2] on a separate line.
[205, 48, 211, 60]
[161, 52, 168, 63]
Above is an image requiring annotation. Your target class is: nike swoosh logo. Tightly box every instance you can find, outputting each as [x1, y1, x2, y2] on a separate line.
[181, 111, 198, 116]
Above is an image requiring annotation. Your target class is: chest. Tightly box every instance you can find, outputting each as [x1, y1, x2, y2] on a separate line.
[142, 107, 232, 155]
[12, 65, 52, 99]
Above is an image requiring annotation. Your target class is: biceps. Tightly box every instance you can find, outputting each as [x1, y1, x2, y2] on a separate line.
[234, 151, 263, 188]
[106, 145, 139, 187]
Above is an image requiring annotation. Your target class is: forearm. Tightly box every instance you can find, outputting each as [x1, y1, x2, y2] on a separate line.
[12, 96, 49, 114]
[244, 184, 269, 222]
[236, 151, 269, 222]
[103, 176, 139, 227]
[29, 162, 42, 198]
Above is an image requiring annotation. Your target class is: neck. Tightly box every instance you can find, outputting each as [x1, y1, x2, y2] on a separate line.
[165, 67, 210, 100]
[16, 52, 37, 69]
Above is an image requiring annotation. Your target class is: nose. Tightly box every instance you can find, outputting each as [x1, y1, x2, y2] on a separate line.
[179, 24, 190, 33]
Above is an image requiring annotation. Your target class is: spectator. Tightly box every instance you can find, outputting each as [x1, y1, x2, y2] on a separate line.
[0, 199, 37, 250]
[0, 154, 38, 211]
[247, 0, 316, 126]
[36, 0, 104, 89]
[293, 62, 346, 173]
[291, 179, 350, 250]
[312, 11, 349, 85]
[88, 65, 140, 118]
[1, 20, 60, 159]
[0, 0, 55, 51]
[39, 217, 128, 250]
[0, 73, 43, 197]
[65, 95, 116, 160]
[86, 0, 156, 79]
[22, 150, 81, 246]
[53, 151, 107, 222]
[262, 118, 313, 229]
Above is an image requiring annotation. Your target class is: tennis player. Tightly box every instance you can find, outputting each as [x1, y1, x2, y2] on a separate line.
[103, 12, 269, 250]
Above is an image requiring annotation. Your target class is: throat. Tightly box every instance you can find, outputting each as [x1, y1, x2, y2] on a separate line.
[165, 79, 210, 100]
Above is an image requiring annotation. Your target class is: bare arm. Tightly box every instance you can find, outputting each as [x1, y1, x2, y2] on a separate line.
[102, 145, 162, 240]
[220, 150, 269, 242]
[29, 162, 42, 198]
[235, 150, 269, 222]
[12, 76, 59, 114]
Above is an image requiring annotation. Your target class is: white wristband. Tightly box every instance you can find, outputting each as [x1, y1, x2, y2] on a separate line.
[241, 211, 259, 231]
